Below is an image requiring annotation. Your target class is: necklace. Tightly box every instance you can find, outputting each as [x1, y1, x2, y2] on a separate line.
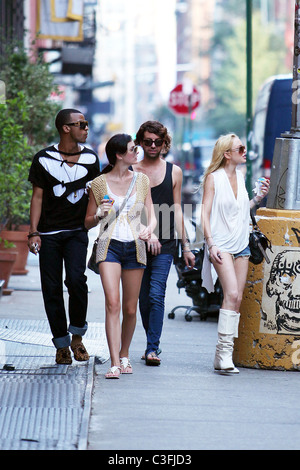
[56, 146, 84, 156]
[61, 159, 79, 198]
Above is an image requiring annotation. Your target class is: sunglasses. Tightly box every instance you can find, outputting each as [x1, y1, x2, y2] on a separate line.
[230, 145, 246, 155]
[143, 138, 164, 147]
[66, 120, 89, 130]
[128, 146, 139, 154]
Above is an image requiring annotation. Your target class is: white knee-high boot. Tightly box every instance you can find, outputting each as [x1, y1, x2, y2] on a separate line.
[214, 309, 240, 374]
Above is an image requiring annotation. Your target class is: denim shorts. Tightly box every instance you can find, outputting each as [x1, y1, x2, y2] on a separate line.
[232, 245, 250, 259]
[101, 238, 146, 269]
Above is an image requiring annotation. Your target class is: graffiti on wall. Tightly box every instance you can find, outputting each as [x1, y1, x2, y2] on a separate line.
[260, 245, 300, 335]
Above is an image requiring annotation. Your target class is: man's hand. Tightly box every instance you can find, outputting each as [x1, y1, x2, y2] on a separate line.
[27, 235, 41, 255]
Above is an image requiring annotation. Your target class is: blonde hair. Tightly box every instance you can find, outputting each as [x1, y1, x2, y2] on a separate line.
[203, 133, 237, 185]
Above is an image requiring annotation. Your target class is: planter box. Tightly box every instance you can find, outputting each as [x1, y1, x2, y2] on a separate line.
[0, 230, 29, 275]
[0, 250, 17, 295]
[0, 279, 4, 298]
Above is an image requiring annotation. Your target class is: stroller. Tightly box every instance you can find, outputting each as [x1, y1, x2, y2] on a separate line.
[168, 225, 223, 322]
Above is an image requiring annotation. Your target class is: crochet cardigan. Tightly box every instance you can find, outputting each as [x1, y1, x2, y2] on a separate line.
[90, 172, 150, 265]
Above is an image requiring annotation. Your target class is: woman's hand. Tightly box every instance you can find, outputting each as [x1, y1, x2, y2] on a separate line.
[260, 178, 270, 198]
[96, 198, 114, 219]
[183, 250, 195, 269]
[209, 245, 223, 264]
[251, 178, 270, 207]
[139, 224, 151, 242]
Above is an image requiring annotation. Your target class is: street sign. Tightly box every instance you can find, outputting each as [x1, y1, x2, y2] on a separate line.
[168, 83, 200, 115]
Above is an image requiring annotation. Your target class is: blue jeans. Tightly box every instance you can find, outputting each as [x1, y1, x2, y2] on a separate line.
[139, 253, 173, 355]
[39, 230, 88, 349]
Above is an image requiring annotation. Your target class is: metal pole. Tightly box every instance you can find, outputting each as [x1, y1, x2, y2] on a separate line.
[246, 0, 253, 196]
[266, 0, 300, 210]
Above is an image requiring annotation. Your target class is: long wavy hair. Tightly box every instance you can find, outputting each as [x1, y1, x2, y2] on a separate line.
[101, 133, 132, 174]
[202, 133, 237, 185]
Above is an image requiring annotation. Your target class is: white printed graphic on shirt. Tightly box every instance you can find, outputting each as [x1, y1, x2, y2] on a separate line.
[39, 145, 96, 204]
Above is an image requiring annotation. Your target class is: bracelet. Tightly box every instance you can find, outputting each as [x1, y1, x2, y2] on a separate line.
[208, 244, 216, 250]
[94, 213, 104, 223]
[27, 231, 40, 239]
[183, 250, 191, 253]
[253, 196, 261, 205]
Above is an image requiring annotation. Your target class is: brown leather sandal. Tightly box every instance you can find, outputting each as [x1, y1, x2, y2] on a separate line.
[71, 342, 90, 361]
[145, 351, 161, 366]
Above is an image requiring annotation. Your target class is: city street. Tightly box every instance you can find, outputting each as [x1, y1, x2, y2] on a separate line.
[0, 230, 300, 452]
[1, 0, 299, 455]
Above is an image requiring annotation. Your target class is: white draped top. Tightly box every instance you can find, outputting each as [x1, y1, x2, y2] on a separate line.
[201, 168, 250, 293]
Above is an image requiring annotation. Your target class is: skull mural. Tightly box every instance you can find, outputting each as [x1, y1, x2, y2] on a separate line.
[266, 250, 300, 334]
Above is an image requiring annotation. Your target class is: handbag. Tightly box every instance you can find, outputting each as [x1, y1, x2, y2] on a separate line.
[87, 237, 100, 274]
[249, 209, 273, 265]
[88, 172, 137, 274]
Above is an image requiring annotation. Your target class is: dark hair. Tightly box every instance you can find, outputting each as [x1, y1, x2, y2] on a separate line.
[55, 108, 82, 133]
[135, 120, 171, 152]
[101, 133, 132, 174]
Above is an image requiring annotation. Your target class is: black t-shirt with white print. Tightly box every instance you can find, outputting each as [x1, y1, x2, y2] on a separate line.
[28, 144, 100, 233]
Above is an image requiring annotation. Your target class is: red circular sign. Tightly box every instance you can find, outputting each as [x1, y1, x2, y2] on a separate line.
[168, 83, 200, 115]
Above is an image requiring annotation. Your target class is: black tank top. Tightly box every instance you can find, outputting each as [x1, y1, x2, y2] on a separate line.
[151, 161, 176, 256]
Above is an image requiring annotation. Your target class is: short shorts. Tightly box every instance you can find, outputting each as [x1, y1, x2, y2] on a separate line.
[232, 245, 250, 259]
[101, 238, 146, 269]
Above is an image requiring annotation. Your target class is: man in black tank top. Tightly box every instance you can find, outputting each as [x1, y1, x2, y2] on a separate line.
[134, 121, 195, 366]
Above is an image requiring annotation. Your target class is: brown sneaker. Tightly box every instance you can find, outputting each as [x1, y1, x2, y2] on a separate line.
[56, 347, 72, 364]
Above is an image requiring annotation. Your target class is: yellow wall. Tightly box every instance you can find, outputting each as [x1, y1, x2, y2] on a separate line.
[233, 208, 300, 371]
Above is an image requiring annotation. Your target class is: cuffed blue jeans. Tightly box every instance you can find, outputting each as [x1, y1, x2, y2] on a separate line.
[139, 253, 173, 356]
[39, 230, 88, 349]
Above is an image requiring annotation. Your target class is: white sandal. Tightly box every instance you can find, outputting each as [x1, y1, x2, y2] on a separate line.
[120, 357, 133, 374]
[105, 366, 121, 379]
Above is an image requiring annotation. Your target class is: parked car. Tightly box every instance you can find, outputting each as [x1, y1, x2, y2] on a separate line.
[249, 74, 292, 186]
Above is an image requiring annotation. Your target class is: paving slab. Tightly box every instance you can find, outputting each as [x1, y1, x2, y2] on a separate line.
[0, 318, 108, 450]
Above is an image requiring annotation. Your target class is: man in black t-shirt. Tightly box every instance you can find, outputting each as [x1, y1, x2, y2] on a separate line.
[134, 121, 195, 366]
[28, 109, 100, 364]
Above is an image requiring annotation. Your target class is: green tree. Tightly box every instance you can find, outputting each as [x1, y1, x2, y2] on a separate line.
[0, 93, 32, 229]
[0, 42, 60, 152]
[207, 10, 289, 137]
[0, 42, 62, 230]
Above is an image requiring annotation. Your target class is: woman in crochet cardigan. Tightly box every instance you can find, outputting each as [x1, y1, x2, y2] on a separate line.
[85, 134, 156, 378]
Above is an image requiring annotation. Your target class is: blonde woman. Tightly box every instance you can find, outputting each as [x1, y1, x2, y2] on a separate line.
[201, 134, 269, 374]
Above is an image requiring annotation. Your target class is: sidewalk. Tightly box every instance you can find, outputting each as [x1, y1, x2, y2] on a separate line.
[89, 285, 300, 451]
[1, 242, 300, 451]
[0, 236, 109, 451]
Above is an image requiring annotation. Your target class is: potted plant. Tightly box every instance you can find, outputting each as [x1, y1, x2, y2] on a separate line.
[0, 93, 33, 275]
[0, 43, 60, 275]
[0, 42, 60, 150]
[0, 223, 18, 295]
